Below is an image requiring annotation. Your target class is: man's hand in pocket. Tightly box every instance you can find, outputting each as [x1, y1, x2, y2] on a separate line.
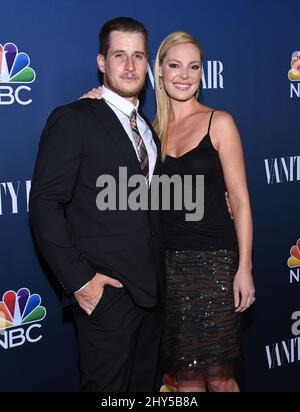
[74, 273, 123, 315]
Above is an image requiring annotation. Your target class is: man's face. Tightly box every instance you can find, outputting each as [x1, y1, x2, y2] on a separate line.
[97, 31, 148, 101]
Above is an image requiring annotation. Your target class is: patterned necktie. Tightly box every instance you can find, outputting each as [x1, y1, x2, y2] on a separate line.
[129, 110, 149, 183]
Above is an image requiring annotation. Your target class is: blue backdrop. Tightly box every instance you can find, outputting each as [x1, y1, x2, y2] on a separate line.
[1, 0, 299, 392]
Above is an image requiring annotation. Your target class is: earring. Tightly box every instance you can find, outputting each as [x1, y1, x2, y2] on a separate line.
[159, 76, 162, 90]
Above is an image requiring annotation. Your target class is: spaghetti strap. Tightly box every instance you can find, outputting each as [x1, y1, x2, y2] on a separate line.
[207, 110, 216, 135]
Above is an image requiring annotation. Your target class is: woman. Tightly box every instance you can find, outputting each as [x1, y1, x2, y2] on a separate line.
[153, 31, 254, 393]
[81, 31, 255, 392]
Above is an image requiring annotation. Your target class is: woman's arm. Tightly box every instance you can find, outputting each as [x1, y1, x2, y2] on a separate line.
[211, 111, 255, 312]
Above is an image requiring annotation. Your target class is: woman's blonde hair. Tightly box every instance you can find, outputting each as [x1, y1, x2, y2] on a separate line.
[152, 32, 202, 160]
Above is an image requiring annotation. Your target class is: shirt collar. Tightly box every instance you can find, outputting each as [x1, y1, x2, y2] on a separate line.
[102, 85, 139, 117]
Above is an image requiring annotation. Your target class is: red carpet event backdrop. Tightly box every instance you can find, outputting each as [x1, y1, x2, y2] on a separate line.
[0, 0, 299, 392]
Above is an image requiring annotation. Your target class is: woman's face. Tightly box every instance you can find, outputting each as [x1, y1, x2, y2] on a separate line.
[160, 42, 201, 102]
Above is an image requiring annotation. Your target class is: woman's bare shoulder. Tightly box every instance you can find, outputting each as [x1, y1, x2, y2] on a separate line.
[213, 110, 235, 124]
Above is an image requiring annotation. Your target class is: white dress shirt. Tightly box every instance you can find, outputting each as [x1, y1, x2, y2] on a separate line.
[101, 86, 157, 183]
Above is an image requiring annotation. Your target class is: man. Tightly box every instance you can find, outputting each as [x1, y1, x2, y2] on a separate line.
[29, 17, 165, 392]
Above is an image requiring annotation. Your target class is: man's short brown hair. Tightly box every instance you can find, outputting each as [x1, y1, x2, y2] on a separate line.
[99, 16, 149, 57]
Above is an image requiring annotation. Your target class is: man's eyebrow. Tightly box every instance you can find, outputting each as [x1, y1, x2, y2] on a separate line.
[111, 49, 146, 55]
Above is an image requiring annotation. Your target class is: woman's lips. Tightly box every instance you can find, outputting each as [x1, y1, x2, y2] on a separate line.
[173, 83, 192, 90]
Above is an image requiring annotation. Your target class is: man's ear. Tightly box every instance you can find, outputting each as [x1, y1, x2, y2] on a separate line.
[97, 54, 105, 74]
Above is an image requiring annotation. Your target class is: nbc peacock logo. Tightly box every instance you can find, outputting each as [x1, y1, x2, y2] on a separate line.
[0, 43, 35, 83]
[288, 51, 300, 82]
[0, 42, 35, 105]
[160, 374, 177, 392]
[0, 288, 47, 350]
[289, 51, 300, 98]
[288, 239, 300, 285]
[288, 239, 300, 268]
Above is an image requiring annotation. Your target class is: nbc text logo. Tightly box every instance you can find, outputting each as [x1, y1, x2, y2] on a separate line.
[0, 42, 36, 105]
[0, 288, 46, 349]
[288, 238, 300, 284]
[288, 51, 300, 98]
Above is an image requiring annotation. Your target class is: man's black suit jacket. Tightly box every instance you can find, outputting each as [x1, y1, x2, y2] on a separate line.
[29, 98, 165, 307]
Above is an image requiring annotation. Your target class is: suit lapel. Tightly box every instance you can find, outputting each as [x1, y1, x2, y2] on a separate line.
[92, 99, 162, 180]
[91, 99, 141, 172]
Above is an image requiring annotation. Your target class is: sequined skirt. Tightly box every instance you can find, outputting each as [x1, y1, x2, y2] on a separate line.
[160, 249, 241, 379]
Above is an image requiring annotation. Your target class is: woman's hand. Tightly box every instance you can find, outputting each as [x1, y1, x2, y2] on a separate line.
[233, 269, 255, 312]
[80, 87, 102, 100]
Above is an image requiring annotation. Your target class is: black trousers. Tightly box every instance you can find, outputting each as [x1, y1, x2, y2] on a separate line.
[72, 285, 163, 392]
